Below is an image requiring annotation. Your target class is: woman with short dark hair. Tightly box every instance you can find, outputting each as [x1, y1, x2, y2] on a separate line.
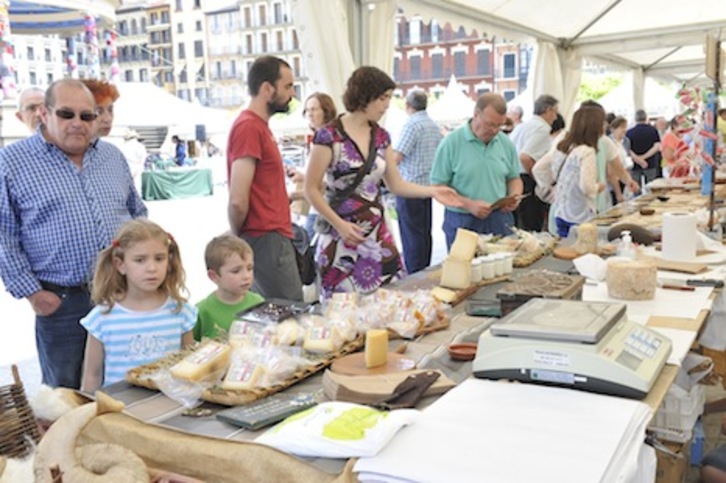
[304, 66, 461, 298]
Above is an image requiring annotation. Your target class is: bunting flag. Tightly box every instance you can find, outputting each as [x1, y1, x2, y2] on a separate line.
[106, 29, 119, 82]
[67, 36, 78, 78]
[84, 13, 100, 79]
[0, 0, 17, 100]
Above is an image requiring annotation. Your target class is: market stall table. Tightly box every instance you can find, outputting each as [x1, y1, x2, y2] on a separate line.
[66, 253, 713, 482]
[141, 167, 213, 201]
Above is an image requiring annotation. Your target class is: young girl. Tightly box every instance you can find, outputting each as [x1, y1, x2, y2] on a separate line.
[551, 106, 606, 238]
[81, 219, 197, 392]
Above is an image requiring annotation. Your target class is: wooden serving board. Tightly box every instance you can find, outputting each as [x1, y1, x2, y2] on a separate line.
[330, 352, 416, 376]
[552, 244, 616, 261]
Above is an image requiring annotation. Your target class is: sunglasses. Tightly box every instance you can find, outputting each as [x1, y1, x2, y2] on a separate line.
[48, 107, 98, 122]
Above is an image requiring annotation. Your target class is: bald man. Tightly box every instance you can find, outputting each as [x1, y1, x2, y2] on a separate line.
[0, 79, 147, 388]
[15, 87, 45, 133]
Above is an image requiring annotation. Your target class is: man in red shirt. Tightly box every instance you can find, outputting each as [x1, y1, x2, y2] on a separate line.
[227, 56, 302, 301]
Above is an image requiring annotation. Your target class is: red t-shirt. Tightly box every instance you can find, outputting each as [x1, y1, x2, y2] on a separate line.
[226, 110, 292, 239]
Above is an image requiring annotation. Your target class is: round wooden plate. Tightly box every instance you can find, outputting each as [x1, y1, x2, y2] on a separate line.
[552, 246, 579, 260]
[330, 352, 416, 376]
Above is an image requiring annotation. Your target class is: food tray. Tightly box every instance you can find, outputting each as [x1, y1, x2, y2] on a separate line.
[512, 236, 556, 268]
[236, 298, 312, 324]
[126, 336, 364, 406]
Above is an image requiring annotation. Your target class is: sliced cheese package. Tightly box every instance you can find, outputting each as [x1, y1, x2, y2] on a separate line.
[303, 326, 344, 354]
[275, 318, 303, 346]
[170, 341, 232, 382]
[229, 320, 255, 347]
[222, 360, 268, 391]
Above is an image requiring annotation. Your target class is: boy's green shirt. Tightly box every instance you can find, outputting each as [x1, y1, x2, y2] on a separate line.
[193, 291, 264, 340]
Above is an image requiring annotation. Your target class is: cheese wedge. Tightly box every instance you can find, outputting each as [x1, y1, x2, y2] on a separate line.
[431, 286, 457, 304]
[222, 360, 267, 390]
[365, 329, 389, 368]
[440, 256, 472, 289]
[170, 341, 231, 382]
[449, 228, 479, 261]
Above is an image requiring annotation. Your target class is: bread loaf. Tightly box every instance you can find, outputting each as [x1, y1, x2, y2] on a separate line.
[606, 258, 656, 300]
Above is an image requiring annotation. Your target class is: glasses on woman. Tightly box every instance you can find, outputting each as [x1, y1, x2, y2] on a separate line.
[48, 107, 98, 122]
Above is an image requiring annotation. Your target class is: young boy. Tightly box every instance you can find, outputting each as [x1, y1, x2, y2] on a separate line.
[193, 235, 264, 340]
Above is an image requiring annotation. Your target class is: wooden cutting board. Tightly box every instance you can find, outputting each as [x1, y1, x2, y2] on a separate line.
[331, 352, 416, 376]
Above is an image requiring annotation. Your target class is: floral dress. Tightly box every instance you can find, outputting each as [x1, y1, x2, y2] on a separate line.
[313, 121, 405, 298]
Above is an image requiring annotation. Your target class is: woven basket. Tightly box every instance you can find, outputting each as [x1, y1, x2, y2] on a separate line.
[0, 365, 40, 458]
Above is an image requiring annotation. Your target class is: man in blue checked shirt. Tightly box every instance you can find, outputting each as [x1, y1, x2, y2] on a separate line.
[0, 79, 147, 389]
[392, 90, 443, 273]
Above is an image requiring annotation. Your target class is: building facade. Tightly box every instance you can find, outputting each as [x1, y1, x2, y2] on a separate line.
[205, 0, 308, 109]
[10, 4, 531, 111]
[394, 14, 531, 102]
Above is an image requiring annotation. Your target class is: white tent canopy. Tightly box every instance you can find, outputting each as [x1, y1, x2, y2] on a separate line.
[427, 75, 476, 124]
[113, 82, 234, 139]
[296, 1, 726, 120]
[598, 77, 681, 123]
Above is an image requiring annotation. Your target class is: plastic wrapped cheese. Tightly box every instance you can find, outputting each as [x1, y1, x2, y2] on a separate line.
[303, 326, 344, 354]
[606, 257, 656, 300]
[229, 320, 255, 347]
[222, 360, 267, 390]
[170, 341, 232, 382]
[573, 223, 599, 255]
[275, 318, 302, 346]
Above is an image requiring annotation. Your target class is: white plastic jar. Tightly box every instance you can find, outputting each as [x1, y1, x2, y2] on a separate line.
[470, 258, 483, 283]
[480, 256, 496, 279]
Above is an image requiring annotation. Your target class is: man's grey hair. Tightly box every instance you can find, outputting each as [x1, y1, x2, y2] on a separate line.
[17, 86, 44, 110]
[635, 109, 648, 122]
[508, 105, 523, 118]
[533, 94, 558, 116]
[405, 89, 427, 111]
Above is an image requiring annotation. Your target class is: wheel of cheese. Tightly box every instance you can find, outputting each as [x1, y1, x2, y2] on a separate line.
[606, 258, 656, 300]
[606, 223, 656, 245]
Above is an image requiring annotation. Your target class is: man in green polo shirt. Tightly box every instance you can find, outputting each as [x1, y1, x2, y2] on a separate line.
[431, 93, 523, 248]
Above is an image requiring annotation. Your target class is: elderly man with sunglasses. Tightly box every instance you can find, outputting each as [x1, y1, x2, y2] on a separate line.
[0, 79, 147, 389]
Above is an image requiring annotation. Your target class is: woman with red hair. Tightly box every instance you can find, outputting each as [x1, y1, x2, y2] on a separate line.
[81, 79, 120, 138]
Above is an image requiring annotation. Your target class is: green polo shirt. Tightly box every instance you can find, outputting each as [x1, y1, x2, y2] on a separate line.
[430, 121, 520, 213]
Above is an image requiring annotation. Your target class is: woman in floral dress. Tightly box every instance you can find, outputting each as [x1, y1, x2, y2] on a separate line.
[305, 67, 461, 298]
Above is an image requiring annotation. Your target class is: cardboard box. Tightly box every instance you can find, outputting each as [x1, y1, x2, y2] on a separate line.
[655, 440, 690, 483]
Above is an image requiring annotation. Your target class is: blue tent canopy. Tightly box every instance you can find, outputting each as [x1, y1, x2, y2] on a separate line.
[8, 0, 118, 34]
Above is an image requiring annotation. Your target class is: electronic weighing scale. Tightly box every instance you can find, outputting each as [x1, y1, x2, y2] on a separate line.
[472, 298, 672, 399]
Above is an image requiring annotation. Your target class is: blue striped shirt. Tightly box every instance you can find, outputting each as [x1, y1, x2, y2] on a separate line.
[81, 299, 197, 386]
[0, 133, 147, 298]
[394, 111, 443, 185]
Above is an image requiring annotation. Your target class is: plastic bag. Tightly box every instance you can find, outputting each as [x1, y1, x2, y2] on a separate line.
[698, 291, 726, 351]
[256, 402, 418, 458]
